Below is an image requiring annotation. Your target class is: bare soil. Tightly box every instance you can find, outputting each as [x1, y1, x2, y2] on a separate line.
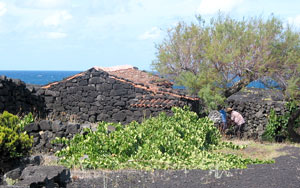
[65, 143, 300, 188]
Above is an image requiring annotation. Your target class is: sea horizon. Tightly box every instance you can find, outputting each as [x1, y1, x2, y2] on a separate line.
[0, 70, 82, 85]
[0, 70, 83, 72]
[0, 70, 274, 89]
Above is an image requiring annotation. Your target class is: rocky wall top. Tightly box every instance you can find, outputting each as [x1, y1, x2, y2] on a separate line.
[0, 75, 45, 117]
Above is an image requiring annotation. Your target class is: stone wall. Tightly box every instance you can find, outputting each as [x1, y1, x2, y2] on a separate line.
[39, 68, 198, 124]
[0, 69, 200, 124]
[226, 88, 288, 139]
[0, 72, 292, 141]
[0, 76, 45, 117]
[25, 120, 88, 153]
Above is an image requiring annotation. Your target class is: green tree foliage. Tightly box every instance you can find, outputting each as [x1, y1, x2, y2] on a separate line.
[54, 107, 272, 170]
[152, 13, 300, 112]
[0, 111, 33, 161]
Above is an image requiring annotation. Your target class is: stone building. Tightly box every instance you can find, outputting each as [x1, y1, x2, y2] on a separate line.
[40, 65, 201, 124]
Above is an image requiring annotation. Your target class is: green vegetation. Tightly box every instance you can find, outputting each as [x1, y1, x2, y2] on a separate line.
[153, 13, 300, 108]
[0, 111, 34, 161]
[263, 102, 300, 142]
[18, 112, 34, 131]
[152, 13, 300, 140]
[54, 107, 272, 170]
[5, 177, 18, 186]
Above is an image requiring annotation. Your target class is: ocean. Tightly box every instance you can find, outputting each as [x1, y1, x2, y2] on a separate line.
[0, 70, 81, 85]
[0, 70, 274, 89]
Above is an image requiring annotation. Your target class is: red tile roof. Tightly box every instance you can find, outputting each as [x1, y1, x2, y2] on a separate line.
[130, 98, 181, 109]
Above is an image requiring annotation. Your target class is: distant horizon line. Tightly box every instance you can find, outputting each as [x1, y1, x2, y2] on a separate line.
[0, 69, 84, 72]
[0, 69, 153, 72]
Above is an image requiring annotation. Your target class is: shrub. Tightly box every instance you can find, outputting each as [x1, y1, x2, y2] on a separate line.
[0, 111, 33, 161]
[54, 107, 271, 170]
[262, 101, 300, 142]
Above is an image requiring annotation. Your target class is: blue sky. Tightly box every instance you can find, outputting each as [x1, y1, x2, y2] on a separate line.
[0, 0, 299, 71]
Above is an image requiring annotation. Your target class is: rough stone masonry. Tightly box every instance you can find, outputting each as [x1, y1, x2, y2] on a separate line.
[39, 66, 201, 124]
[0, 75, 45, 117]
[226, 88, 288, 139]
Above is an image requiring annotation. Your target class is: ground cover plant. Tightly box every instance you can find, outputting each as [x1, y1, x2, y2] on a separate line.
[54, 107, 273, 170]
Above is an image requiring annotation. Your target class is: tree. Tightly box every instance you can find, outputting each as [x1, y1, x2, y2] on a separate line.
[152, 13, 300, 141]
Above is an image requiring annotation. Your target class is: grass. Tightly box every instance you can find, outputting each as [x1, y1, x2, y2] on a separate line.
[216, 139, 300, 161]
[40, 155, 59, 166]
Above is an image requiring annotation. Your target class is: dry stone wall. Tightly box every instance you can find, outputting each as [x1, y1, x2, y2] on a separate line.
[226, 88, 288, 139]
[25, 120, 89, 153]
[39, 68, 196, 124]
[0, 75, 45, 116]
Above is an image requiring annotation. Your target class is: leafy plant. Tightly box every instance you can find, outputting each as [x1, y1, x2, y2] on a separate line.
[262, 101, 300, 141]
[18, 112, 34, 131]
[54, 107, 272, 170]
[0, 111, 33, 161]
[262, 109, 280, 141]
[5, 177, 18, 185]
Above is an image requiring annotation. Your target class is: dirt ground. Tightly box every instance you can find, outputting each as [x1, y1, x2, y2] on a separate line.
[64, 141, 300, 188]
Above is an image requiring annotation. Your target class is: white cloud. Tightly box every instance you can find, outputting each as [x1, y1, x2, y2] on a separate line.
[138, 27, 161, 40]
[45, 32, 67, 39]
[288, 15, 300, 27]
[0, 2, 7, 16]
[43, 10, 72, 27]
[17, 0, 70, 9]
[197, 0, 244, 15]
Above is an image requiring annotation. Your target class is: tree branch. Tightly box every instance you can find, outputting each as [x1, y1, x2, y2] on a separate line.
[224, 77, 253, 98]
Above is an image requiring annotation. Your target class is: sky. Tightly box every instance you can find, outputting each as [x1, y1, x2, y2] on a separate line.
[0, 0, 299, 71]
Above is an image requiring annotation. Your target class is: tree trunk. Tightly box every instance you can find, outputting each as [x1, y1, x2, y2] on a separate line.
[224, 78, 252, 98]
[287, 108, 300, 143]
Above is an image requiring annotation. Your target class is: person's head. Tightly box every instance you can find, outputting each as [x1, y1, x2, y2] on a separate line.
[217, 105, 222, 111]
[226, 108, 233, 113]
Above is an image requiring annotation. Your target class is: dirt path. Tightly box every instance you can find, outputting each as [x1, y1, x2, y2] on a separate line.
[68, 146, 300, 188]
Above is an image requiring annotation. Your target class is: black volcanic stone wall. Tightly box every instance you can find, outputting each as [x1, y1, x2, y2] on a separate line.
[1, 72, 290, 141]
[0, 75, 45, 116]
[40, 68, 195, 124]
[226, 88, 288, 139]
[25, 120, 88, 153]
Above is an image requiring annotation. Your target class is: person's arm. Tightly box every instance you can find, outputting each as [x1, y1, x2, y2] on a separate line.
[235, 112, 245, 126]
[239, 113, 245, 125]
[231, 112, 235, 122]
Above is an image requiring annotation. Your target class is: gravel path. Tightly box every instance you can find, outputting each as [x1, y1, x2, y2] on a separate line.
[68, 146, 300, 188]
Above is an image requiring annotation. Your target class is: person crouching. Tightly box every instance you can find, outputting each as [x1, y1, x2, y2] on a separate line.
[226, 108, 245, 138]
